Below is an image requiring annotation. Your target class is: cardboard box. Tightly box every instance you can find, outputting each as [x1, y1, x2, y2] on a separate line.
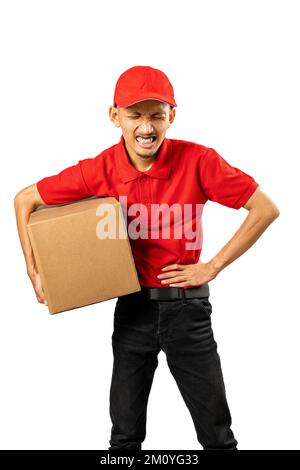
[27, 197, 141, 314]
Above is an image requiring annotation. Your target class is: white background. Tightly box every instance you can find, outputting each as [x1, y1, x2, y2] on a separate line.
[0, 0, 298, 450]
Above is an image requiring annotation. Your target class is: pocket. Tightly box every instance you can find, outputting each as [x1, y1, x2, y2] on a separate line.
[190, 297, 212, 316]
[113, 295, 140, 318]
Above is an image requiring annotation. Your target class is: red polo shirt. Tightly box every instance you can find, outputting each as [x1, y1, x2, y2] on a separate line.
[36, 135, 259, 287]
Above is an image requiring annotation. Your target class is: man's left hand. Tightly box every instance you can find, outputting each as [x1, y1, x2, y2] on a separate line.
[157, 260, 218, 288]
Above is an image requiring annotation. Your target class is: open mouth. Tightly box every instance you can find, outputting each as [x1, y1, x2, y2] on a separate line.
[136, 135, 157, 146]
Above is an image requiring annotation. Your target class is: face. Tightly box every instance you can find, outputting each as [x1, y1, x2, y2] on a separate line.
[109, 99, 176, 163]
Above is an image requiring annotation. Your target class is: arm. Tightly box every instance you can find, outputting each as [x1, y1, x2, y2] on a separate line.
[14, 156, 99, 305]
[208, 187, 280, 276]
[157, 187, 280, 286]
[14, 184, 48, 305]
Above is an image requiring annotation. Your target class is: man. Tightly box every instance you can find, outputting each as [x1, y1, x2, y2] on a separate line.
[14, 65, 280, 450]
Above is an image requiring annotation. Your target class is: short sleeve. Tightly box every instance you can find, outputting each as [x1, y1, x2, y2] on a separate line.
[36, 158, 95, 205]
[199, 147, 259, 209]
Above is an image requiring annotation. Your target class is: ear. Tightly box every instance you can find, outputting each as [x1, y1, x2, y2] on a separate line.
[169, 107, 176, 125]
[109, 105, 121, 128]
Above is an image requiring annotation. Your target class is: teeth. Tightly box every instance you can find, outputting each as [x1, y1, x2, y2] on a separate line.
[136, 136, 155, 144]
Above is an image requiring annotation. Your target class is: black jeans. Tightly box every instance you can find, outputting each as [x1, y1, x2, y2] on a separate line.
[108, 289, 238, 450]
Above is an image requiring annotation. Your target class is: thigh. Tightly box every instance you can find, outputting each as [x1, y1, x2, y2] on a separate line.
[163, 296, 227, 408]
[110, 298, 160, 421]
[164, 296, 216, 356]
[112, 294, 159, 352]
[163, 298, 235, 446]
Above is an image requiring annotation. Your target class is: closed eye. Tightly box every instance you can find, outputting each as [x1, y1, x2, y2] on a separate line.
[127, 114, 166, 119]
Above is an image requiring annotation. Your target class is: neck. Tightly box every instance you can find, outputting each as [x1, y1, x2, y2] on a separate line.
[124, 141, 158, 172]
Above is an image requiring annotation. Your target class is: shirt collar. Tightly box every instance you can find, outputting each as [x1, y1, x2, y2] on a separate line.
[115, 134, 172, 183]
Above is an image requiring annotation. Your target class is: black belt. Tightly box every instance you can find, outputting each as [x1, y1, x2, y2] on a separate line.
[140, 283, 210, 301]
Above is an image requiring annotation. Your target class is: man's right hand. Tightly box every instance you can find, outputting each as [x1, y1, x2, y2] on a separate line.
[14, 184, 49, 307]
[28, 269, 47, 306]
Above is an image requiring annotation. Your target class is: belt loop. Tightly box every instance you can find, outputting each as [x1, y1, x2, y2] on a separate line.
[181, 287, 186, 301]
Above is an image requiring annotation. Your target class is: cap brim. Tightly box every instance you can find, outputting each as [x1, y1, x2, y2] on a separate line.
[116, 94, 177, 108]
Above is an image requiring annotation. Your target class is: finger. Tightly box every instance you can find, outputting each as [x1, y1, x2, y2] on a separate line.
[161, 264, 185, 271]
[34, 278, 46, 301]
[35, 287, 45, 301]
[36, 295, 48, 306]
[169, 281, 191, 287]
[162, 276, 187, 285]
[35, 286, 47, 304]
[158, 271, 183, 279]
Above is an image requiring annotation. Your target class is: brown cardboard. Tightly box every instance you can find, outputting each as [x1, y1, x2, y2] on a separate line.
[27, 197, 141, 314]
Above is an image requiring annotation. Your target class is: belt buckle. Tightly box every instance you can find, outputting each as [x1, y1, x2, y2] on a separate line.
[172, 287, 185, 301]
[146, 287, 187, 301]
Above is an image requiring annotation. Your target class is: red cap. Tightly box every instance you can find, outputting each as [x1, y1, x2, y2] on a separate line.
[113, 65, 177, 108]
